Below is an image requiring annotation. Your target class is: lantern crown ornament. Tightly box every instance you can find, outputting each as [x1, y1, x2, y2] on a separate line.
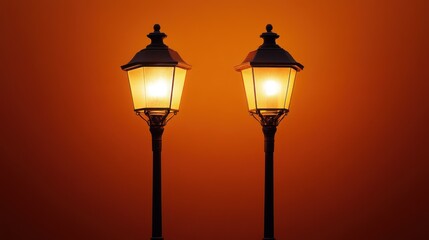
[235, 24, 304, 126]
[235, 24, 303, 70]
[121, 24, 191, 71]
[121, 24, 191, 126]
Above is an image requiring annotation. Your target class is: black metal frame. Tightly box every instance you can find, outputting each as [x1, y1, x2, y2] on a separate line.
[236, 24, 304, 240]
[121, 24, 191, 240]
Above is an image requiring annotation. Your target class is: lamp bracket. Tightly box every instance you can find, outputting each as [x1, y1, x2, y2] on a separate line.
[250, 109, 288, 126]
[136, 109, 177, 127]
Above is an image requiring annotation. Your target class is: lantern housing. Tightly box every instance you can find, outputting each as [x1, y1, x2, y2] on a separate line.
[121, 24, 191, 125]
[235, 24, 303, 125]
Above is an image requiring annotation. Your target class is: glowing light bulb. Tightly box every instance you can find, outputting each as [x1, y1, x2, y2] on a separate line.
[147, 79, 169, 98]
[263, 80, 280, 96]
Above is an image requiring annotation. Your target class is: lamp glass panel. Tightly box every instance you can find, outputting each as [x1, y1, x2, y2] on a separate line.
[170, 67, 187, 110]
[144, 67, 174, 108]
[127, 67, 146, 110]
[241, 68, 256, 111]
[284, 68, 297, 109]
[127, 66, 174, 110]
[253, 67, 294, 109]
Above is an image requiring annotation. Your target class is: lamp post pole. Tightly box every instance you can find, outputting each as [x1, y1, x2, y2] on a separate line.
[150, 119, 165, 240]
[263, 124, 276, 240]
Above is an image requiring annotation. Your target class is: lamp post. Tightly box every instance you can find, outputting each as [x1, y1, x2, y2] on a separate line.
[121, 24, 191, 240]
[235, 24, 303, 240]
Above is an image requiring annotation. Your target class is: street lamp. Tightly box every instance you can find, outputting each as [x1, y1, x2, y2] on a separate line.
[235, 24, 303, 240]
[121, 24, 191, 240]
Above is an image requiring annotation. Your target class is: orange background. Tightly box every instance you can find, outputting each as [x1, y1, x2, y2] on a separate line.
[1, 0, 428, 239]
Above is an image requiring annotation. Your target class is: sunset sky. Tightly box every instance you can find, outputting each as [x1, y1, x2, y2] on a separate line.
[1, 0, 428, 239]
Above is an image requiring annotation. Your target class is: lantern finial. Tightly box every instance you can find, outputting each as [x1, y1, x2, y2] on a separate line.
[147, 24, 167, 48]
[260, 24, 280, 49]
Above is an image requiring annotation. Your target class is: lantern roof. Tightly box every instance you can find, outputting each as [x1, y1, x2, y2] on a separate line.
[235, 24, 304, 71]
[121, 24, 191, 71]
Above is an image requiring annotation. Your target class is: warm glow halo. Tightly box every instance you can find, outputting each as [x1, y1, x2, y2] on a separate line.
[263, 79, 281, 96]
[146, 78, 170, 98]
